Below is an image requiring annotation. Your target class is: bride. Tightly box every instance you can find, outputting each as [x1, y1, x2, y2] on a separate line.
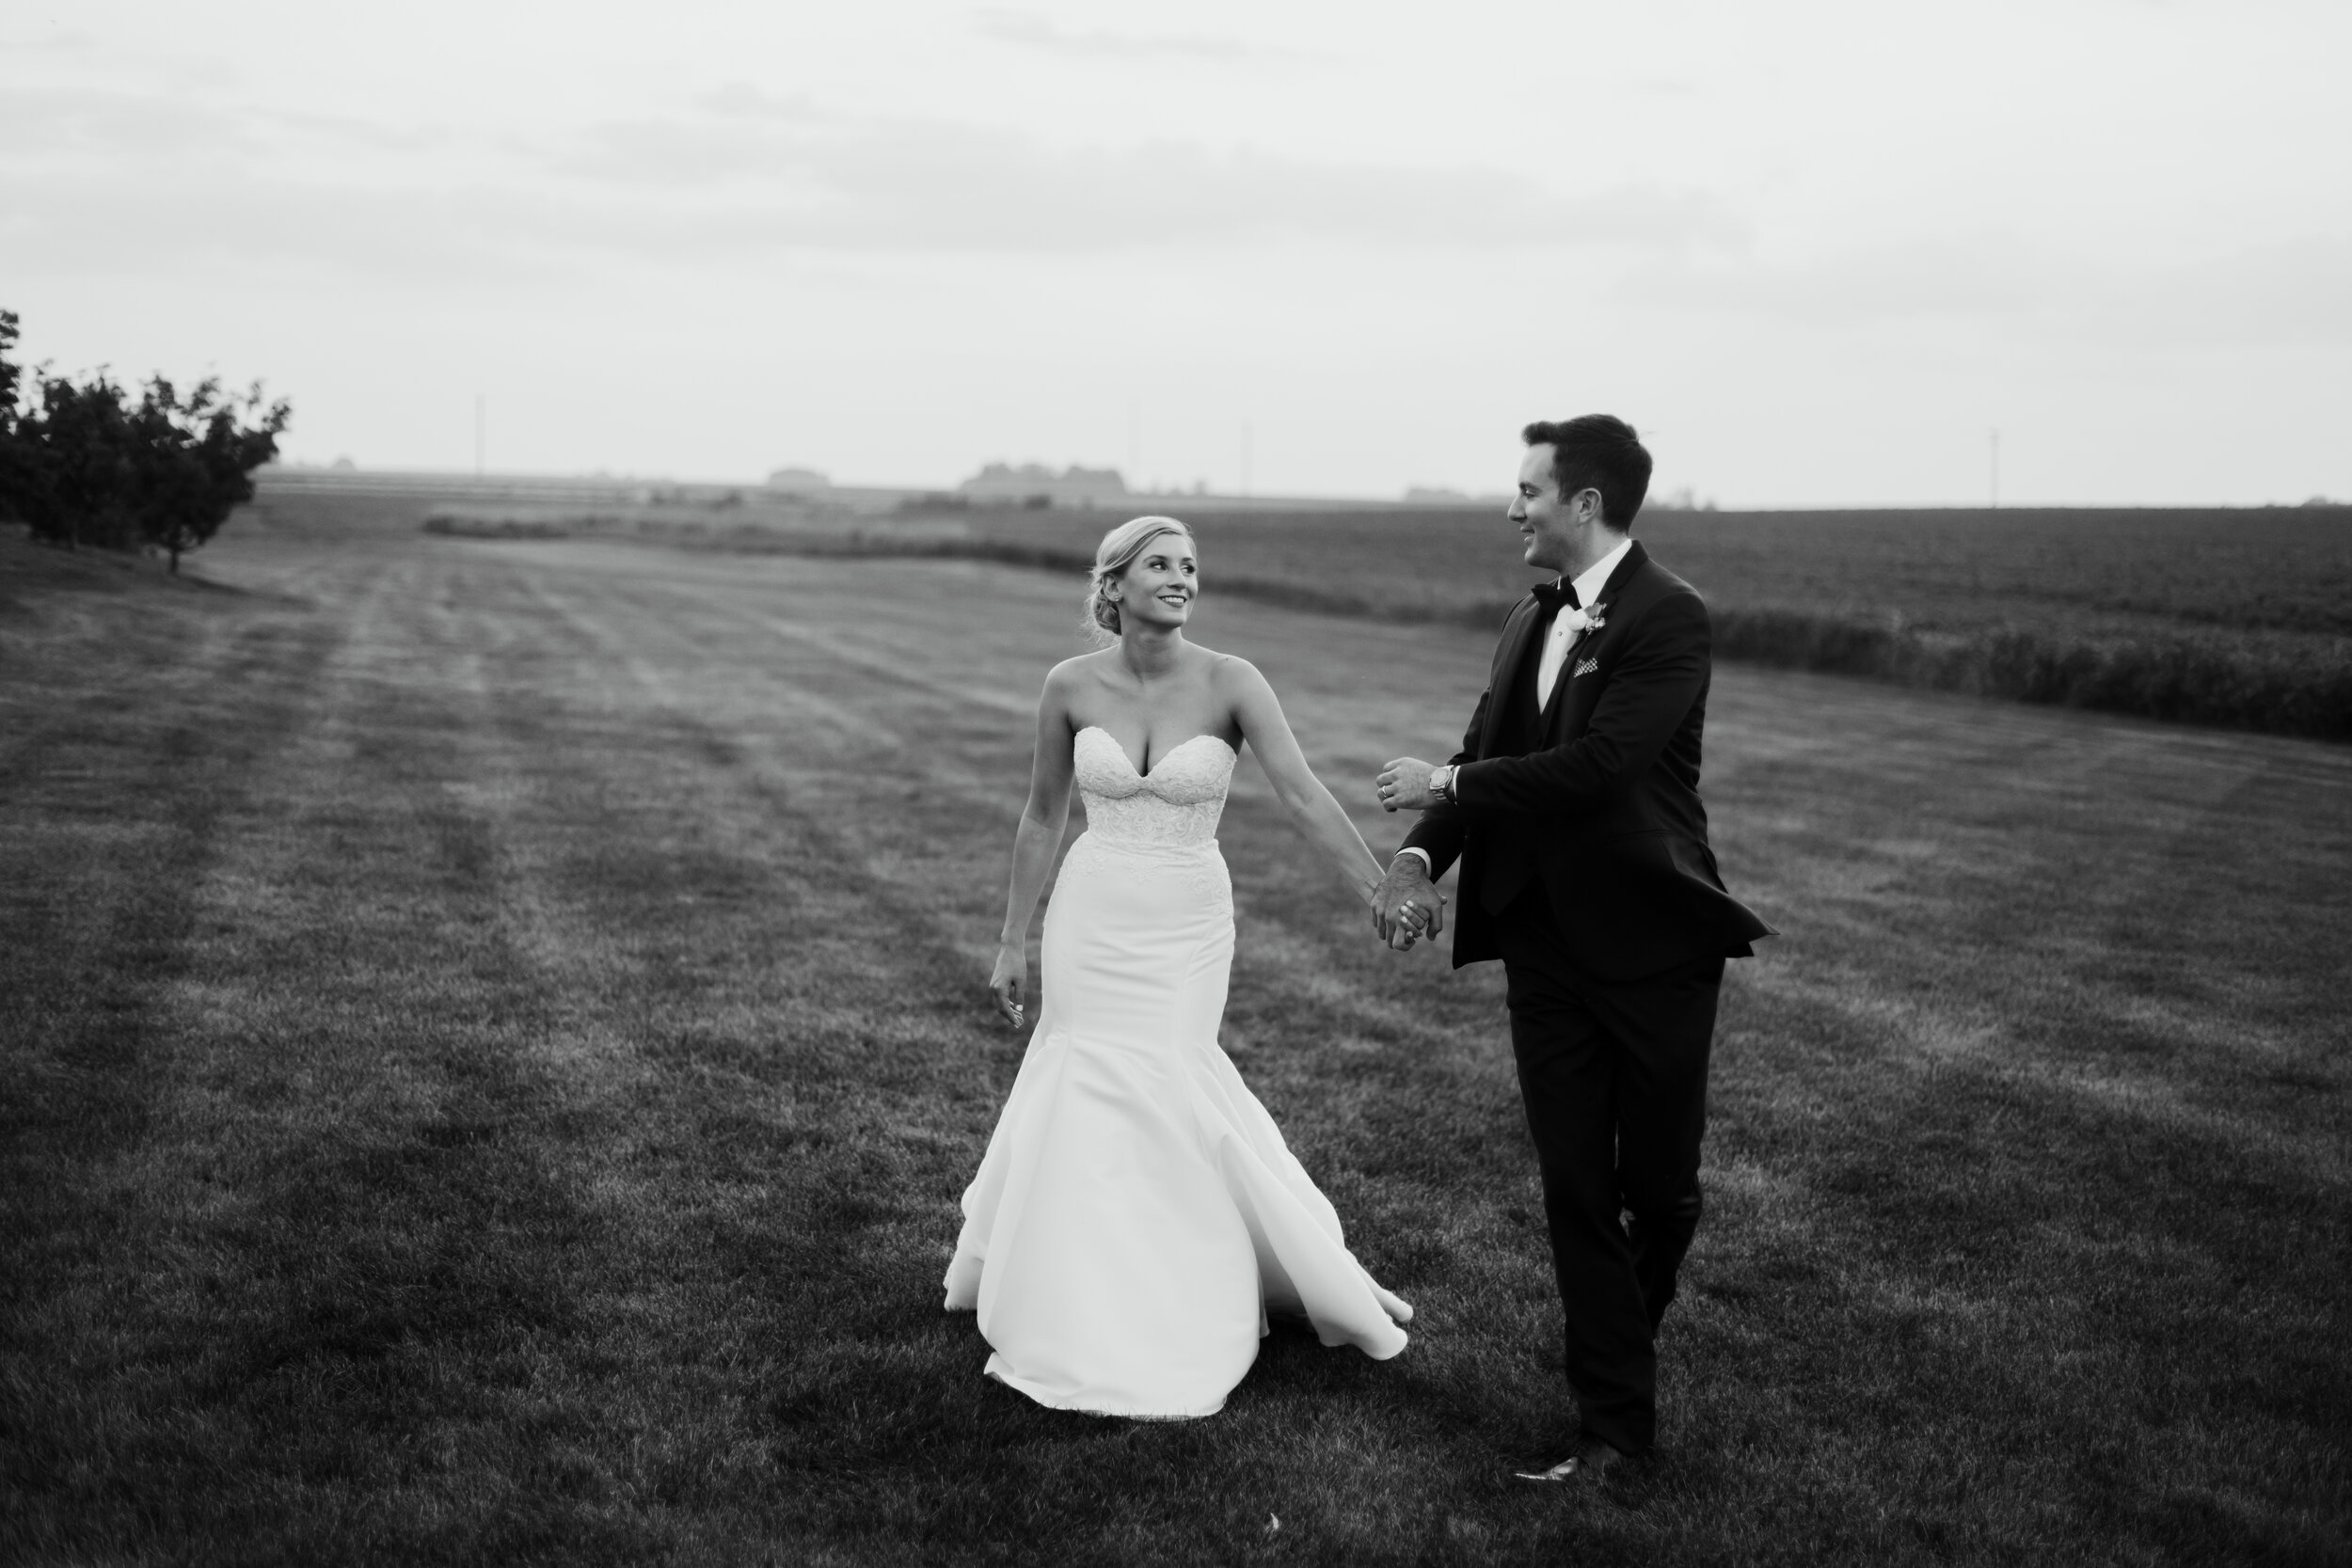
[944, 515, 1425, 1418]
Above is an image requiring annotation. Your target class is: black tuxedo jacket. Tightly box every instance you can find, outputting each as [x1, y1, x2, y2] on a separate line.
[1402, 540, 1775, 981]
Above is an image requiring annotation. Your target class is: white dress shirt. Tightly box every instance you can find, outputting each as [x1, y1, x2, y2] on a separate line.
[1534, 534, 1634, 713]
[1394, 533, 1634, 879]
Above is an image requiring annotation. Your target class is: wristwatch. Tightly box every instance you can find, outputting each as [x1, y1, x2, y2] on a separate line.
[1431, 764, 1458, 804]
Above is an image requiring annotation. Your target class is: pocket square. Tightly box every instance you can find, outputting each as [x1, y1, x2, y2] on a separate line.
[1573, 657, 1600, 678]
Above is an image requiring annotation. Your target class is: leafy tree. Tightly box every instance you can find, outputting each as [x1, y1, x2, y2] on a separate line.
[0, 309, 37, 530]
[0, 309, 292, 571]
[0, 309, 17, 421]
[11, 369, 137, 551]
[126, 377, 293, 571]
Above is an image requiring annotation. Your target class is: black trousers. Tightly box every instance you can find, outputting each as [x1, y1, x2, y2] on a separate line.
[1495, 888, 1724, 1456]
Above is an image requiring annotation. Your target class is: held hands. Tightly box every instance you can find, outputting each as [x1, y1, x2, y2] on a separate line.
[988, 946, 1028, 1030]
[1371, 857, 1444, 952]
[1371, 757, 1445, 952]
[1377, 758, 1442, 813]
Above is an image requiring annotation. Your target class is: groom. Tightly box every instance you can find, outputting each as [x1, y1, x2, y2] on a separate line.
[1374, 415, 1773, 1481]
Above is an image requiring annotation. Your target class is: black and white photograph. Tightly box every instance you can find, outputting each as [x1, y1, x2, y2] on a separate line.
[3, 2, 2347, 1563]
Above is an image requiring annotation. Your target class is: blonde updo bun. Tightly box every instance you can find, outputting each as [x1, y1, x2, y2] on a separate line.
[1083, 515, 1194, 642]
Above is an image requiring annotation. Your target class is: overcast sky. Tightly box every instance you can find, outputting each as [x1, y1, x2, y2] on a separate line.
[5, 0, 2346, 504]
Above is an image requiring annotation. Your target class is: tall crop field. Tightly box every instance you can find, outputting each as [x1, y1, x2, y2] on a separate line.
[937, 503, 2352, 741]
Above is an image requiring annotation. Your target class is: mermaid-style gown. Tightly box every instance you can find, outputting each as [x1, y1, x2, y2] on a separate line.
[944, 726, 1411, 1418]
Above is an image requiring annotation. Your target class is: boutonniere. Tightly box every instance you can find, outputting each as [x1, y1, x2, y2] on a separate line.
[1561, 602, 1608, 636]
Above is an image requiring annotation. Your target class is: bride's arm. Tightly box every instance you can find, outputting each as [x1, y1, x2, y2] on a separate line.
[1222, 658, 1389, 914]
[989, 669, 1079, 1028]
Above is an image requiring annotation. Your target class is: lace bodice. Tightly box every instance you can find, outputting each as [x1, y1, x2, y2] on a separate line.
[1072, 726, 1234, 849]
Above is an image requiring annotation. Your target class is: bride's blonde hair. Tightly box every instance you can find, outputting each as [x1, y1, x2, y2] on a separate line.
[1084, 515, 1194, 642]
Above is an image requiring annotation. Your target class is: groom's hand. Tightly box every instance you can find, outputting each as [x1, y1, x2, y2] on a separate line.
[1377, 758, 1441, 813]
[1372, 856, 1444, 951]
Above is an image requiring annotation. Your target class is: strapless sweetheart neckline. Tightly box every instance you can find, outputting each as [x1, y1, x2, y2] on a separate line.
[1077, 725, 1236, 780]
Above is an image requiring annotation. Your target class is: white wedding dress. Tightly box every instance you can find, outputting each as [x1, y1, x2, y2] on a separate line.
[944, 726, 1412, 1418]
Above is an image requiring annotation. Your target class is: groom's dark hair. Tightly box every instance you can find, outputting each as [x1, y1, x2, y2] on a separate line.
[1523, 415, 1652, 533]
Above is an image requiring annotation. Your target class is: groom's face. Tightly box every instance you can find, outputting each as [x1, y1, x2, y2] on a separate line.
[1509, 444, 1589, 574]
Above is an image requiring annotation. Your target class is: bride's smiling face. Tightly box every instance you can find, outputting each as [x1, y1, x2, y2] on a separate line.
[1113, 532, 1199, 631]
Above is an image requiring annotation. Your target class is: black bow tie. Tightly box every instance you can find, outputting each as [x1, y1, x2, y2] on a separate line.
[1531, 579, 1581, 614]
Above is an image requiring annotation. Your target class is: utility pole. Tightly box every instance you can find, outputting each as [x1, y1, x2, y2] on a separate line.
[475, 394, 485, 479]
[1989, 427, 2000, 509]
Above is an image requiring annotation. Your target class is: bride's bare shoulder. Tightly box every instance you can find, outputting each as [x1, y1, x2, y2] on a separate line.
[1197, 646, 1268, 689]
[1042, 651, 1113, 691]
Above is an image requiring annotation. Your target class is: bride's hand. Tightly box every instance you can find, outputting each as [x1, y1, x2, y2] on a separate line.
[989, 946, 1028, 1030]
[1372, 858, 1443, 950]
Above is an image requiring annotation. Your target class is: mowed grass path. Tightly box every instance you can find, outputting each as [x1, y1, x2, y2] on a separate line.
[3, 524, 2347, 1565]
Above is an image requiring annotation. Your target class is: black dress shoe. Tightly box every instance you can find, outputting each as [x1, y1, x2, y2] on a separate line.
[1514, 1435, 1629, 1483]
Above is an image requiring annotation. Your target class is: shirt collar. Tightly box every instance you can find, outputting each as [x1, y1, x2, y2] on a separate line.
[1565, 534, 1634, 613]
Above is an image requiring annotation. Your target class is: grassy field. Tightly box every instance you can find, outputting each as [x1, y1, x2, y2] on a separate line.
[4, 511, 2349, 1565]
[405, 487, 2352, 740]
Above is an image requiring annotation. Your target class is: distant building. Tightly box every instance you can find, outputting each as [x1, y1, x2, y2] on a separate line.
[767, 467, 832, 494]
[1646, 486, 1716, 512]
[1406, 485, 1508, 506]
[959, 462, 1129, 508]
